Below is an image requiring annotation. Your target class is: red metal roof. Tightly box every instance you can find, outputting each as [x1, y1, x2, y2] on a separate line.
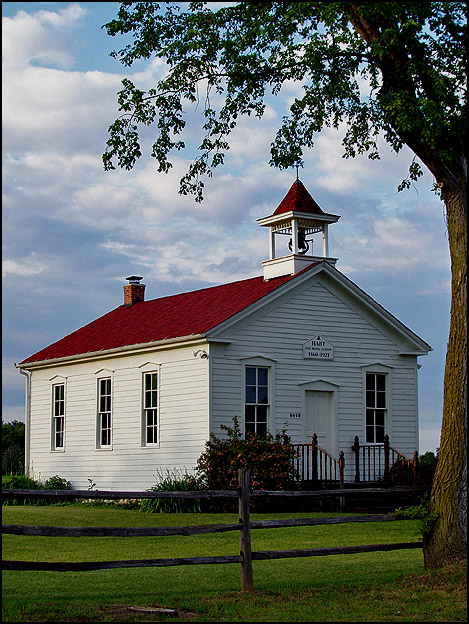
[20, 268, 317, 365]
[273, 179, 325, 216]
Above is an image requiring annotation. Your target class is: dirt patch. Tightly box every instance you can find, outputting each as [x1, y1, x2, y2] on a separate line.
[397, 558, 467, 591]
[98, 605, 200, 621]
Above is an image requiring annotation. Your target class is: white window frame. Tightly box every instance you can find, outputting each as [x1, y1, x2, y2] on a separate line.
[245, 365, 269, 436]
[51, 382, 65, 451]
[241, 356, 276, 437]
[361, 364, 393, 444]
[365, 371, 387, 443]
[97, 376, 112, 449]
[142, 370, 159, 446]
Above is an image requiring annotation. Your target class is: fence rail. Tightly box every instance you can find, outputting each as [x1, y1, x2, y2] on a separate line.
[2, 471, 423, 591]
[2, 513, 403, 537]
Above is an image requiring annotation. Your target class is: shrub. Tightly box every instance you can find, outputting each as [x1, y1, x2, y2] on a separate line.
[389, 457, 414, 485]
[389, 449, 439, 486]
[395, 493, 439, 538]
[196, 416, 298, 490]
[141, 469, 204, 513]
[2, 474, 43, 490]
[43, 475, 72, 490]
[2, 420, 25, 475]
[2, 474, 44, 506]
[418, 450, 439, 485]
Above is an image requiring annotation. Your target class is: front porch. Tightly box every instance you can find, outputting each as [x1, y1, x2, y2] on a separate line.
[292, 434, 419, 489]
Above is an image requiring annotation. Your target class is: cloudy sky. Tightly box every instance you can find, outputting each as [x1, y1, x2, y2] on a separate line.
[2, 2, 451, 453]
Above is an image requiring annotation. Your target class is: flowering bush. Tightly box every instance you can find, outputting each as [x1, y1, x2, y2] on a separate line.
[196, 417, 298, 490]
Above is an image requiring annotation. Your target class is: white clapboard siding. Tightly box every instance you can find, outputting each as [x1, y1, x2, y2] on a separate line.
[27, 346, 209, 490]
[210, 278, 420, 482]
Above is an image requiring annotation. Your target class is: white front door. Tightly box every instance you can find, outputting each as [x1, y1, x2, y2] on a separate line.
[305, 390, 332, 451]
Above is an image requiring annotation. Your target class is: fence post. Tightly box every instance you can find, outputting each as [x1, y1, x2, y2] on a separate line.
[412, 451, 419, 486]
[238, 469, 254, 592]
[412, 451, 419, 502]
[339, 450, 345, 489]
[352, 436, 360, 483]
[312, 433, 318, 485]
[384, 434, 390, 482]
[338, 450, 345, 511]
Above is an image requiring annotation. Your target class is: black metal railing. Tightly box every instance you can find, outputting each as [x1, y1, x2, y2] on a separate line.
[292, 434, 418, 487]
[292, 433, 344, 488]
[351, 435, 418, 485]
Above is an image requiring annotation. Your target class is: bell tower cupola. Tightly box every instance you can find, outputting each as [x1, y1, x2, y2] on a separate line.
[258, 179, 340, 280]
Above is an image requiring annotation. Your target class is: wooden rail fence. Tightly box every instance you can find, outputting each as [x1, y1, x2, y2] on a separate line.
[2, 471, 423, 592]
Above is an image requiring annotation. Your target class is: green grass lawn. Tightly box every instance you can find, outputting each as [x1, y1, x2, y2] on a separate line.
[2, 503, 466, 622]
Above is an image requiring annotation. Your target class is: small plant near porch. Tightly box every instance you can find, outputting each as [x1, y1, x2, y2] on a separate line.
[196, 417, 298, 490]
[395, 493, 439, 539]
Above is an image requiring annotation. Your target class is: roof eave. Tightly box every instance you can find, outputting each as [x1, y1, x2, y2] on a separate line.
[257, 210, 340, 227]
[16, 334, 208, 370]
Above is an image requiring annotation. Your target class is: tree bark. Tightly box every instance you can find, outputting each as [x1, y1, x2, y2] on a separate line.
[424, 176, 467, 568]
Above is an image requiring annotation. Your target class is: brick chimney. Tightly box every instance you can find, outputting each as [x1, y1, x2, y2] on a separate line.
[123, 276, 146, 307]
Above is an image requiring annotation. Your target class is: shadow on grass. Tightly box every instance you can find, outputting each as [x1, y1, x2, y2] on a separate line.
[3, 559, 466, 623]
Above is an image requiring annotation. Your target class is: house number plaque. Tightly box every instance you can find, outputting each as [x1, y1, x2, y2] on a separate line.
[303, 335, 334, 360]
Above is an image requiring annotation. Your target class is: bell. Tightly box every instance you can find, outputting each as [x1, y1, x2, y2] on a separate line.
[288, 230, 310, 255]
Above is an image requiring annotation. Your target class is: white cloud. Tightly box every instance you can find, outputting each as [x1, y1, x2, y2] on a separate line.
[227, 105, 280, 161]
[5, 151, 100, 190]
[2, 4, 87, 70]
[101, 213, 266, 286]
[2, 255, 49, 278]
[127, 56, 170, 88]
[2, 4, 125, 157]
[339, 214, 449, 275]
[2, 66, 124, 154]
[312, 129, 382, 193]
[133, 157, 280, 229]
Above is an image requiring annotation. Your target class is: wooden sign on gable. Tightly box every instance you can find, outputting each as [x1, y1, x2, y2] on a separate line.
[303, 335, 334, 360]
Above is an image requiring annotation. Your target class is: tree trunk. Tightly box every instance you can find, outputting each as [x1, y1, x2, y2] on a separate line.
[347, 6, 467, 568]
[423, 175, 467, 569]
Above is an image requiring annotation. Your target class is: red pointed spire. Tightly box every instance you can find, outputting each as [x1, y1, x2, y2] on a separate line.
[273, 180, 325, 216]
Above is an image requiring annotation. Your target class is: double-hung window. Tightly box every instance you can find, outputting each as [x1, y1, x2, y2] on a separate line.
[143, 372, 158, 445]
[245, 366, 269, 436]
[365, 372, 386, 443]
[98, 378, 112, 448]
[52, 383, 65, 450]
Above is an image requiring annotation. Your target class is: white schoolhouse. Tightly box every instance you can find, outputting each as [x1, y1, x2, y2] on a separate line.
[17, 180, 431, 490]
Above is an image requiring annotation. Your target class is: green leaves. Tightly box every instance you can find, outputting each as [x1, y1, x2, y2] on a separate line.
[102, 1, 467, 199]
[398, 157, 424, 192]
[142, 469, 203, 513]
[395, 493, 439, 539]
[196, 416, 298, 490]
